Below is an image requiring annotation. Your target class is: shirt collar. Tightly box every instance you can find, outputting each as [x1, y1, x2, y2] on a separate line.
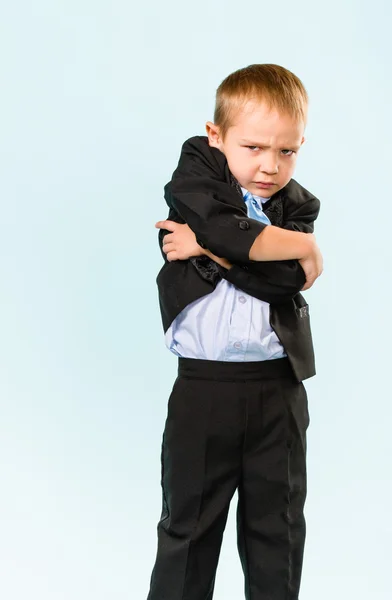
[241, 187, 271, 208]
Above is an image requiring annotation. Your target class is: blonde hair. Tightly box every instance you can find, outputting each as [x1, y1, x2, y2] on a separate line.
[214, 64, 308, 139]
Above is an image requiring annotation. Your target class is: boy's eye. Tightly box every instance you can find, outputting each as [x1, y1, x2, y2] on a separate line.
[246, 146, 295, 156]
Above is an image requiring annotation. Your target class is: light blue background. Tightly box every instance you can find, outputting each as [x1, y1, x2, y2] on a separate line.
[1, 1, 390, 598]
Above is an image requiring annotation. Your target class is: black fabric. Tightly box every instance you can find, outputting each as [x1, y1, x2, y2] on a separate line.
[146, 358, 310, 600]
[163, 136, 320, 293]
[156, 136, 321, 382]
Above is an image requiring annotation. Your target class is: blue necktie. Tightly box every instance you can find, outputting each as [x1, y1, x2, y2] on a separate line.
[243, 191, 271, 225]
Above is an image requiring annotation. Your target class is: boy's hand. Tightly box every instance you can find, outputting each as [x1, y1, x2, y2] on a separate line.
[155, 220, 205, 261]
[299, 235, 324, 291]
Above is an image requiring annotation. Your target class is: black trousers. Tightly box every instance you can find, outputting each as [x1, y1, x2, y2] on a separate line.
[147, 357, 310, 600]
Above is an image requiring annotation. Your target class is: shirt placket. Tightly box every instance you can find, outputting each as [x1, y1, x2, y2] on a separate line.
[224, 191, 271, 360]
[225, 289, 252, 360]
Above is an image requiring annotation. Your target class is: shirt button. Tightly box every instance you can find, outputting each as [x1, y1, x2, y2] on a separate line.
[234, 342, 242, 349]
[238, 296, 247, 304]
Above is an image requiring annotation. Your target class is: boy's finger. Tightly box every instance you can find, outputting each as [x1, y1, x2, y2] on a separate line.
[155, 220, 177, 231]
[166, 251, 178, 262]
[162, 242, 175, 253]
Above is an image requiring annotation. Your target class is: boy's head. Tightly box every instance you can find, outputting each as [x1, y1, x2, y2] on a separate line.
[206, 64, 308, 198]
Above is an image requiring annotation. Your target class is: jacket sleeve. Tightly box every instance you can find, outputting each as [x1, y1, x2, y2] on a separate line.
[166, 137, 268, 263]
[282, 194, 321, 234]
[166, 136, 321, 304]
[223, 195, 321, 303]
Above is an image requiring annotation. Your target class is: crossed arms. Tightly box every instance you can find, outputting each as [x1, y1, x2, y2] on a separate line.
[156, 137, 323, 304]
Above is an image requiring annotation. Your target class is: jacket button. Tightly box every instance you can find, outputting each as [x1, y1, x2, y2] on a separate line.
[239, 220, 250, 230]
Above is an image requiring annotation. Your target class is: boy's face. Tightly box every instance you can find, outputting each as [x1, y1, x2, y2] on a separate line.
[206, 99, 305, 199]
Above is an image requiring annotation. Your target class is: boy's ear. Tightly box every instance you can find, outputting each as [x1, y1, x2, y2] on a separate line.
[205, 121, 223, 149]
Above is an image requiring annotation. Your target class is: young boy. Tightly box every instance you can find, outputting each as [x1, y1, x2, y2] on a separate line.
[147, 64, 323, 600]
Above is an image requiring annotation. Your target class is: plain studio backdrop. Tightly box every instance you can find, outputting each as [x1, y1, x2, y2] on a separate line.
[0, 1, 391, 599]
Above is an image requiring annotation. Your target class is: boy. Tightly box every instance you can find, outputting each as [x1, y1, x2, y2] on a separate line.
[147, 64, 323, 600]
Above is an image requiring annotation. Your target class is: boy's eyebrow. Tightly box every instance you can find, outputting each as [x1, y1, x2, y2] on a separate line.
[240, 138, 301, 150]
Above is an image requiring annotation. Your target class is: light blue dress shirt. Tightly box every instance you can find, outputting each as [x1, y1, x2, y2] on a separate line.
[164, 187, 286, 361]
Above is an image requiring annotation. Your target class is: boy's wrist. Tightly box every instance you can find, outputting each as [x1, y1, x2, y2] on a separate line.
[203, 248, 232, 270]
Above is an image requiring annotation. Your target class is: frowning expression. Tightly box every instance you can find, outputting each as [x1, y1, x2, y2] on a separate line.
[206, 99, 305, 198]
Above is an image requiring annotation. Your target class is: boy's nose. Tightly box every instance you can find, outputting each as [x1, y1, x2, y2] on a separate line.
[260, 161, 278, 175]
[259, 152, 278, 174]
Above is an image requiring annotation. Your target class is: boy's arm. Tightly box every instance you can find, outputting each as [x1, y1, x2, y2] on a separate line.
[201, 247, 306, 304]
[157, 204, 321, 304]
[167, 136, 319, 264]
[223, 194, 322, 298]
[204, 229, 319, 304]
[165, 136, 321, 301]
[167, 137, 273, 263]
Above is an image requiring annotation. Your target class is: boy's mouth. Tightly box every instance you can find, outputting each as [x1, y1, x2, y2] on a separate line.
[254, 181, 275, 189]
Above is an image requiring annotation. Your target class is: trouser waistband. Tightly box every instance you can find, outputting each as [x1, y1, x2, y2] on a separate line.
[177, 356, 294, 381]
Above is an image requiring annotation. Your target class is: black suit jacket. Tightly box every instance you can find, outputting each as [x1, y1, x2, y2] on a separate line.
[156, 136, 321, 382]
